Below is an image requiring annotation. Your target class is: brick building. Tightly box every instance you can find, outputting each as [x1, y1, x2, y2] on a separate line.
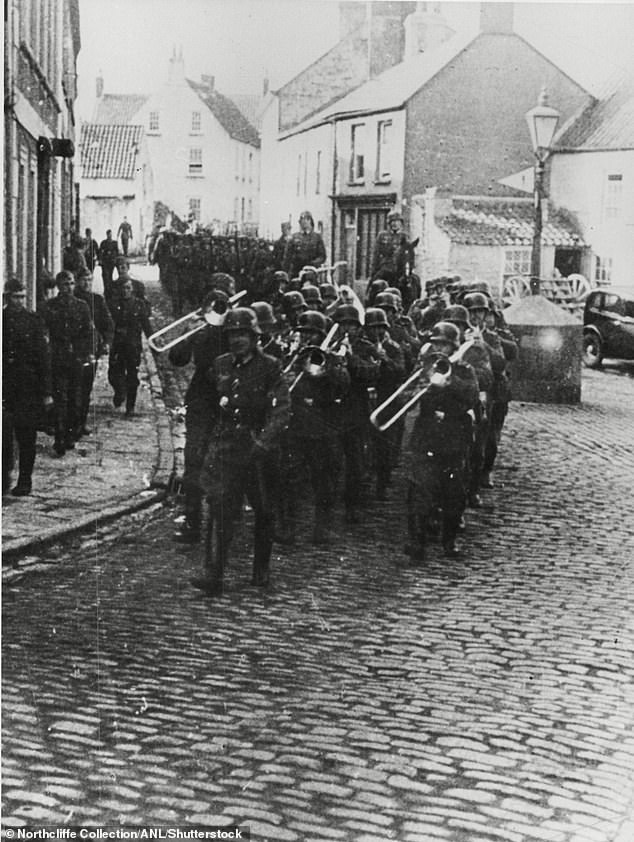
[4, 0, 81, 307]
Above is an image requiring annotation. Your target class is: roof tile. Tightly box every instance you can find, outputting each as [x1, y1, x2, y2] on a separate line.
[80, 124, 143, 179]
[188, 80, 260, 147]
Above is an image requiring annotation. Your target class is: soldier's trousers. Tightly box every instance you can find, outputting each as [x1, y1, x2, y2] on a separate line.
[341, 425, 366, 511]
[52, 363, 83, 446]
[282, 433, 340, 521]
[102, 264, 115, 297]
[407, 451, 468, 547]
[2, 412, 37, 490]
[484, 401, 508, 474]
[108, 346, 141, 411]
[468, 412, 491, 498]
[371, 422, 401, 494]
[79, 360, 98, 428]
[182, 406, 215, 532]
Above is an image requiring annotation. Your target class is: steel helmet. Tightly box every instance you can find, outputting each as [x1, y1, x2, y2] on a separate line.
[387, 209, 403, 222]
[374, 292, 400, 312]
[429, 321, 460, 350]
[320, 283, 338, 302]
[469, 280, 492, 297]
[209, 272, 236, 295]
[223, 307, 261, 334]
[273, 270, 289, 285]
[251, 301, 277, 331]
[301, 284, 323, 304]
[297, 310, 328, 335]
[364, 307, 389, 329]
[283, 290, 307, 310]
[333, 304, 361, 325]
[384, 287, 403, 300]
[463, 292, 490, 311]
[443, 305, 470, 327]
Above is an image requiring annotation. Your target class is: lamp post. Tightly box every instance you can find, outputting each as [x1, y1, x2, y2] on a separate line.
[525, 87, 560, 296]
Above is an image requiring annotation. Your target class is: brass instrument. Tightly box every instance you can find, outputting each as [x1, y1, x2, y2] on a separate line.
[288, 323, 339, 394]
[148, 290, 247, 352]
[370, 340, 477, 432]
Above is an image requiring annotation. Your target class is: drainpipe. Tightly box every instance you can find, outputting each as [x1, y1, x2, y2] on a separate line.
[329, 118, 338, 266]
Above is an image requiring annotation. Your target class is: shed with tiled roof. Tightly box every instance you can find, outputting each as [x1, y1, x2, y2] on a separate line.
[80, 124, 144, 179]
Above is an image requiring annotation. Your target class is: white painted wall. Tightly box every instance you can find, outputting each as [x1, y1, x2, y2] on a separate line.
[550, 149, 634, 292]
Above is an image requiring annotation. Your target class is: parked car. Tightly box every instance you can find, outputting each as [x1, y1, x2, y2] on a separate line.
[583, 288, 634, 367]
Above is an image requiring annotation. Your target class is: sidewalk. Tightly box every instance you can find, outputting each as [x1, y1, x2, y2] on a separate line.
[1, 342, 175, 562]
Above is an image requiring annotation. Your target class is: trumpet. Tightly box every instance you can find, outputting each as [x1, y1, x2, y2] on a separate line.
[370, 340, 476, 432]
[288, 323, 339, 394]
[148, 290, 247, 352]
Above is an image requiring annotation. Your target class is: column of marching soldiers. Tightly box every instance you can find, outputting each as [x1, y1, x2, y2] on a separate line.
[166, 265, 518, 597]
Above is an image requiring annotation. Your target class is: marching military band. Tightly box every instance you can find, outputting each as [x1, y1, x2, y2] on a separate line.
[161, 258, 519, 597]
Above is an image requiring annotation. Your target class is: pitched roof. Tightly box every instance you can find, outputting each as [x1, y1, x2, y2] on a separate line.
[92, 94, 149, 124]
[80, 124, 143, 179]
[229, 94, 263, 132]
[555, 72, 634, 151]
[438, 198, 585, 247]
[188, 80, 260, 147]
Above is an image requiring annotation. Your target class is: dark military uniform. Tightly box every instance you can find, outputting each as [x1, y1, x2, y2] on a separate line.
[200, 348, 290, 588]
[169, 324, 227, 538]
[84, 237, 100, 272]
[371, 229, 408, 284]
[117, 220, 133, 256]
[406, 351, 479, 558]
[98, 237, 119, 294]
[108, 295, 153, 414]
[74, 286, 114, 433]
[483, 323, 518, 484]
[39, 294, 93, 453]
[3, 307, 52, 493]
[283, 231, 326, 278]
[368, 336, 406, 499]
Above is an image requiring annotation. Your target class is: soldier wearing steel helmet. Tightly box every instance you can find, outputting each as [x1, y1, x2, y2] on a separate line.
[364, 307, 406, 501]
[371, 209, 408, 284]
[283, 211, 327, 279]
[404, 321, 478, 562]
[196, 307, 290, 596]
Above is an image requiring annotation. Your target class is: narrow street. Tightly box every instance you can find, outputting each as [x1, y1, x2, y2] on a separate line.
[2, 357, 634, 841]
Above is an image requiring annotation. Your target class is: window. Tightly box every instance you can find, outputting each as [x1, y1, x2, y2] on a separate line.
[241, 197, 245, 222]
[189, 197, 201, 221]
[504, 247, 531, 278]
[149, 111, 160, 132]
[248, 199, 253, 221]
[376, 120, 392, 182]
[296, 155, 302, 197]
[595, 255, 613, 284]
[189, 148, 203, 175]
[248, 152, 253, 183]
[191, 111, 201, 132]
[350, 124, 365, 183]
[316, 150, 322, 194]
[604, 174, 623, 220]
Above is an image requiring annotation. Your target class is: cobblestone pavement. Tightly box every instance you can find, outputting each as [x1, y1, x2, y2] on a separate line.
[3, 350, 634, 840]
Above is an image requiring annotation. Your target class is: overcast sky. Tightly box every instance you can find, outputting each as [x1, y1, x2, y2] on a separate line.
[76, 0, 634, 121]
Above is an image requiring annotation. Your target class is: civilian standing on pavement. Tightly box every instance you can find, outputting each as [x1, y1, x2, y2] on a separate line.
[2, 277, 54, 496]
[38, 270, 94, 456]
[74, 269, 114, 436]
[108, 278, 153, 417]
[98, 229, 119, 298]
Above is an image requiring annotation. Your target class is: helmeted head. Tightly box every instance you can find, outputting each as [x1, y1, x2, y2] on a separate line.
[209, 272, 236, 296]
[387, 210, 403, 232]
[297, 309, 328, 345]
[333, 303, 361, 338]
[301, 284, 323, 310]
[251, 300, 277, 333]
[55, 269, 75, 296]
[367, 279, 388, 304]
[320, 283, 338, 305]
[364, 306, 389, 342]
[4, 276, 27, 309]
[273, 270, 289, 290]
[384, 287, 403, 310]
[374, 291, 400, 323]
[443, 304, 470, 332]
[299, 211, 315, 231]
[463, 291, 490, 328]
[300, 266, 318, 285]
[429, 321, 461, 353]
[223, 307, 260, 360]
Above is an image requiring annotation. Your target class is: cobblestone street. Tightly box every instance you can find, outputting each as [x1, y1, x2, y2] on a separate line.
[2, 364, 634, 842]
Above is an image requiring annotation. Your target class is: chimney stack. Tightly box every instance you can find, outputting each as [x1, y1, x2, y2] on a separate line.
[168, 45, 185, 83]
[201, 74, 215, 92]
[404, 2, 454, 60]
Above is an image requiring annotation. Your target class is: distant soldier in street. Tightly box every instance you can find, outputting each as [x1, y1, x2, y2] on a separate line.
[3, 277, 53, 496]
[405, 321, 479, 562]
[62, 232, 88, 279]
[108, 278, 153, 417]
[74, 269, 114, 436]
[98, 229, 119, 298]
[273, 221, 291, 270]
[39, 270, 94, 456]
[370, 209, 408, 285]
[83, 228, 100, 273]
[283, 211, 326, 279]
[117, 217, 133, 256]
[196, 308, 290, 596]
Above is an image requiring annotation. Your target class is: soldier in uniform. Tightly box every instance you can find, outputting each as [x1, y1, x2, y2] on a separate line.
[98, 230, 119, 298]
[363, 307, 406, 501]
[405, 321, 479, 561]
[108, 278, 153, 417]
[39, 270, 94, 456]
[370, 210, 408, 284]
[281, 310, 350, 544]
[409, 277, 450, 335]
[170, 288, 230, 544]
[483, 304, 518, 488]
[334, 304, 381, 523]
[195, 308, 290, 596]
[273, 222, 292, 270]
[117, 217, 133, 256]
[74, 269, 114, 436]
[84, 228, 100, 273]
[301, 284, 324, 313]
[3, 278, 53, 495]
[283, 211, 327, 279]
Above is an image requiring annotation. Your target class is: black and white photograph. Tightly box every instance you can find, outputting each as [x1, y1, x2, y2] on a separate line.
[3, 0, 634, 839]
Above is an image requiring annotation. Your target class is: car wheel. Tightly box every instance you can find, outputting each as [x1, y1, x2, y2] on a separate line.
[583, 332, 603, 368]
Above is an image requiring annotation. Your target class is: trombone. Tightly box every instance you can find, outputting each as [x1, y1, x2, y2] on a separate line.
[369, 340, 476, 432]
[288, 323, 339, 394]
[148, 290, 247, 352]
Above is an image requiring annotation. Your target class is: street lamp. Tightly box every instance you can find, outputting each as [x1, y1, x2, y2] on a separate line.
[525, 87, 560, 296]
